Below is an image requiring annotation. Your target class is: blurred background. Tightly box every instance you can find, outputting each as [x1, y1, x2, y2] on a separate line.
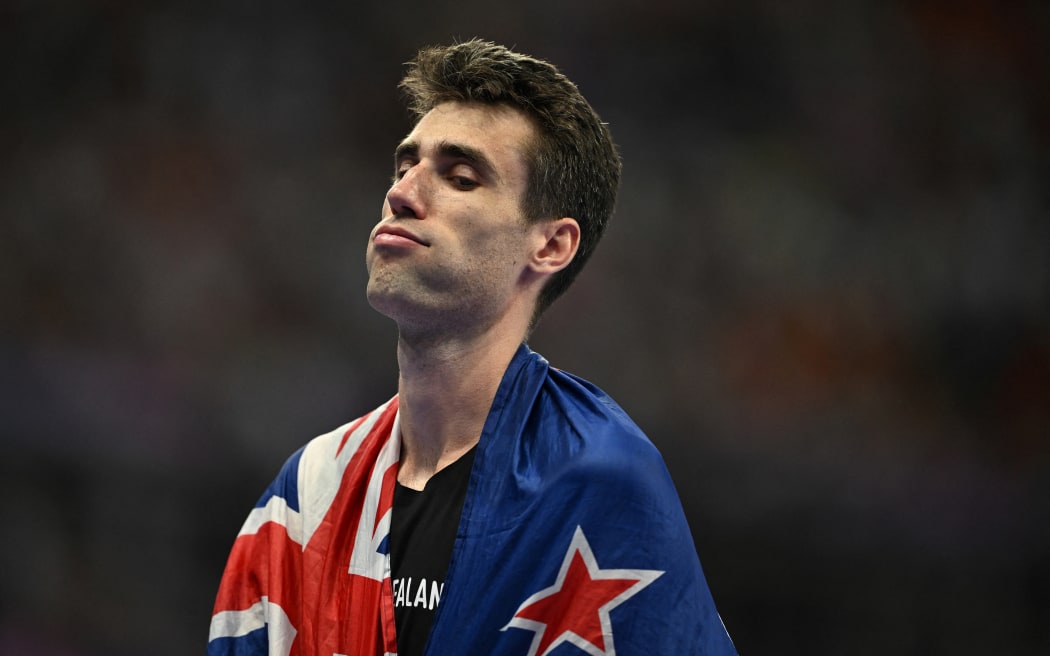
[1, 1, 1047, 654]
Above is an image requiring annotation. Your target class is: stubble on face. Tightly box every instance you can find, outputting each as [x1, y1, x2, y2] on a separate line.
[365, 102, 539, 341]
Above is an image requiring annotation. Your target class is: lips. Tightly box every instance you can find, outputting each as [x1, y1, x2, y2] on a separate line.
[374, 224, 429, 247]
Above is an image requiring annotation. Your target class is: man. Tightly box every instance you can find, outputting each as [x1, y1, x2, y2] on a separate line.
[208, 39, 736, 656]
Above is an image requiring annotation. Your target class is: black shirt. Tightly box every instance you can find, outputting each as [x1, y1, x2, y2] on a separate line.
[389, 446, 476, 656]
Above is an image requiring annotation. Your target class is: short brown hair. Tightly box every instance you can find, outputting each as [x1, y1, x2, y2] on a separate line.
[399, 39, 622, 322]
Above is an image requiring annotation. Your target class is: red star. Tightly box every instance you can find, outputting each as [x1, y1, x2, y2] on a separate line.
[503, 526, 663, 656]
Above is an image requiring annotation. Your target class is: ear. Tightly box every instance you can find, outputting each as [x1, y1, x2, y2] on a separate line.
[528, 217, 580, 276]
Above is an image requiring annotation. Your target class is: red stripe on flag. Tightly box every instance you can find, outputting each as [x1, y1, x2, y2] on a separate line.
[212, 520, 304, 619]
[300, 397, 399, 656]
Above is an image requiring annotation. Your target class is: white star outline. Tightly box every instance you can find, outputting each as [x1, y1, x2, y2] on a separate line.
[501, 525, 665, 656]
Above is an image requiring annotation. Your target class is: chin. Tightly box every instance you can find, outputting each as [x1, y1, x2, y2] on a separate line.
[365, 284, 399, 318]
[366, 281, 426, 323]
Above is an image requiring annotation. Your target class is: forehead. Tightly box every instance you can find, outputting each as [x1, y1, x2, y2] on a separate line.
[405, 102, 536, 177]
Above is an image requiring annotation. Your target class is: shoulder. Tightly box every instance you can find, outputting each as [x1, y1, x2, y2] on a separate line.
[535, 368, 672, 493]
[298, 396, 399, 466]
[261, 396, 399, 505]
[541, 367, 653, 450]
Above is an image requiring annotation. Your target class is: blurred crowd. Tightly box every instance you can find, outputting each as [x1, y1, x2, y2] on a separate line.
[1, 1, 1047, 654]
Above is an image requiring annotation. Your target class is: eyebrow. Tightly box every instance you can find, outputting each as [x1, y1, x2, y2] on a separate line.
[394, 139, 501, 183]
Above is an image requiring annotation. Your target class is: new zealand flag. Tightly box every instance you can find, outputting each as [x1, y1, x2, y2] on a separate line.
[208, 345, 737, 655]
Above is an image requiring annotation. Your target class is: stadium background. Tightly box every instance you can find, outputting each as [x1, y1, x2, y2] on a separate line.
[2, 1, 1047, 654]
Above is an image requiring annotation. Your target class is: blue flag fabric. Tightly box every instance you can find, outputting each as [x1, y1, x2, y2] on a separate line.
[208, 344, 737, 655]
[428, 344, 736, 655]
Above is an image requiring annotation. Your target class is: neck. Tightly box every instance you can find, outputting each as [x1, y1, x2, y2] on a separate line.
[394, 320, 525, 490]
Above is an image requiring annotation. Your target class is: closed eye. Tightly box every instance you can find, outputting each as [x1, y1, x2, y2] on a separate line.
[451, 175, 479, 190]
[391, 161, 414, 185]
[392, 141, 419, 184]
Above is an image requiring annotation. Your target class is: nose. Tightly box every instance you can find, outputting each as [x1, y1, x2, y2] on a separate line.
[385, 165, 427, 220]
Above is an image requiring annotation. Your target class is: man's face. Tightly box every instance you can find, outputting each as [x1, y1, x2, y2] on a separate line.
[366, 101, 539, 335]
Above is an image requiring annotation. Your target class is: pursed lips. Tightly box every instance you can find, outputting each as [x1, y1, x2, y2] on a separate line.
[373, 224, 430, 247]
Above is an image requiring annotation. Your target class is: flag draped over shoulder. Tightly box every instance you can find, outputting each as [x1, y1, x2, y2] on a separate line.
[208, 345, 737, 655]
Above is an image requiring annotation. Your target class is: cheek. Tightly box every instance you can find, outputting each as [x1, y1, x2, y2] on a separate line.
[364, 226, 381, 271]
[473, 229, 531, 272]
